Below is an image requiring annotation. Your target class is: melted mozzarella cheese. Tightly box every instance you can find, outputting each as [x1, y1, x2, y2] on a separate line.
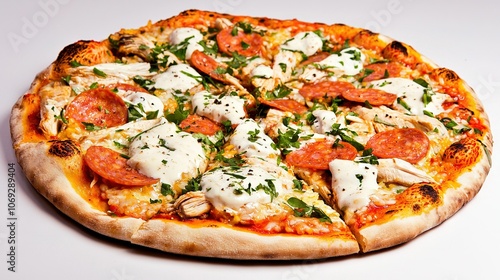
[169, 27, 204, 59]
[122, 91, 164, 118]
[127, 118, 207, 186]
[153, 64, 202, 92]
[201, 166, 285, 211]
[312, 109, 339, 134]
[318, 47, 365, 76]
[329, 159, 379, 211]
[229, 119, 280, 159]
[370, 77, 447, 116]
[281, 31, 323, 56]
[191, 90, 246, 125]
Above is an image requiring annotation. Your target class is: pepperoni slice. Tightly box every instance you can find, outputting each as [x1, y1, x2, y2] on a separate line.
[299, 81, 355, 100]
[84, 146, 159, 187]
[361, 62, 402, 82]
[179, 114, 222, 136]
[259, 98, 308, 114]
[65, 88, 128, 128]
[365, 128, 430, 164]
[286, 140, 358, 170]
[342, 88, 397, 106]
[216, 27, 264, 57]
[189, 50, 227, 82]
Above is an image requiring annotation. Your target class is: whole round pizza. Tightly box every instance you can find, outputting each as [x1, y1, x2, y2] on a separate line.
[10, 9, 492, 260]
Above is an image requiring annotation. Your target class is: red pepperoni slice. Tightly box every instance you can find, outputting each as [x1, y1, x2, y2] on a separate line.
[365, 128, 430, 164]
[189, 50, 227, 82]
[299, 81, 355, 100]
[216, 27, 264, 57]
[286, 139, 358, 170]
[342, 88, 397, 106]
[362, 61, 402, 82]
[179, 114, 222, 136]
[65, 88, 128, 128]
[84, 146, 159, 187]
[259, 98, 308, 114]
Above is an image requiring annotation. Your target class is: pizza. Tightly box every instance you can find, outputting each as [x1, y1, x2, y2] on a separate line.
[10, 9, 492, 260]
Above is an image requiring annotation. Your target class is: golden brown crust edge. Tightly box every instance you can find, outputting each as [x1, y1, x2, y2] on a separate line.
[357, 148, 491, 252]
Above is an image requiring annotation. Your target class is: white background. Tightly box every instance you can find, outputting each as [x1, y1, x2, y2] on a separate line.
[1, 0, 499, 279]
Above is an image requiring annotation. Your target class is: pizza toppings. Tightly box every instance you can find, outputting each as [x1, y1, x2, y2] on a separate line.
[64, 88, 128, 129]
[259, 98, 308, 114]
[83, 145, 159, 187]
[191, 90, 247, 125]
[299, 80, 355, 101]
[179, 114, 221, 136]
[341, 88, 397, 106]
[216, 25, 264, 57]
[286, 139, 357, 170]
[127, 119, 208, 189]
[365, 128, 430, 164]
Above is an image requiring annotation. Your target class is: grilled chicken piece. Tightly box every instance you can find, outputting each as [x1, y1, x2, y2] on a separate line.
[39, 82, 72, 136]
[354, 105, 447, 136]
[112, 33, 155, 61]
[376, 158, 435, 186]
[174, 191, 212, 218]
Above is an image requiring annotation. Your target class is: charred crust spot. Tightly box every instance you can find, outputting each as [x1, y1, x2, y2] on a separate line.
[442, 138, 481, 167]
[433, 68, 460, 82]
[412, 204, 421, 212]
[418, 184, 439, 204]
[49, 140, 79, 158]
[387, 41, 408, 55]
[56, 40, 93, 64]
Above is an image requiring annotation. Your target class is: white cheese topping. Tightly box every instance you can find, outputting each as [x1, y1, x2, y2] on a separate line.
[369, 77, 448, 116]
[122, 91, 164, 118]
[127, 118, 207, 186]
[312, 109, 339, 134]
[201, 166, 285, 211]
[153, 64, 202, 93]
[191, 90, 246, 125]
[317, 47, 365, 76]
[281, 31, 323, 56]
[329, 159, 379, 211]
[229, 119, 279, 159]
[169, 27, 204, 60]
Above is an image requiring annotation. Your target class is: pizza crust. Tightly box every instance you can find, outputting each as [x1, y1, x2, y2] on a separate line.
[356, 148, 491, 252]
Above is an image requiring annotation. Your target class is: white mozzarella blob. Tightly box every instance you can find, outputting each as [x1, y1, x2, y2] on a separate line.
[153, 64, 201, 92]
[123, 92, 164, 117]
[169, 27, 204, 59]
[318, 47, 365, 76]
[127, 118, 207, 186]
[312, 109, 339, 134]
[229, 119, 279, 159]
[281, 31, 323, 56]
[329, 159, 379, 211]
[191, 90, 246, 125]
[201, 166, 285, 211]
[369, 77, 447, 116]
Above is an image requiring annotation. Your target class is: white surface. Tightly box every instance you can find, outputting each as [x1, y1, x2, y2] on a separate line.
[1, 0, 499, 279]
